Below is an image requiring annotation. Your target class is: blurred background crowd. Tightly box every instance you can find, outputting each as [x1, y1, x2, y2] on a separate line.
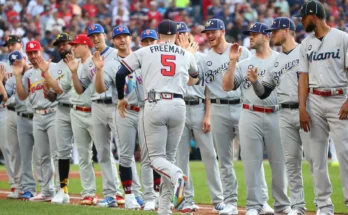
[1, 0, 348, 63]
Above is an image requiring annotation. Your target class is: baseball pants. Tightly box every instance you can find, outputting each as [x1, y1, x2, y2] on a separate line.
[143, 99, 186, 212]
[307, 93, 348, 214]
[239, 109, 290, 212]
[176, 103, 224, 204]
[70, 109, 96, 197]
[0, 109, 15, 188]
[56, 106, 73, 159]
[6, 109, 22, 191]
[33, 112, 57, 197]
[279, 108, 313, 213]
[91, 102, 122, 197]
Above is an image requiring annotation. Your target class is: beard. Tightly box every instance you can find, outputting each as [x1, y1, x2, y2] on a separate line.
[59, 50, 72, 60]
[305, 21, 316, 33]
[273, 36, 286, 46]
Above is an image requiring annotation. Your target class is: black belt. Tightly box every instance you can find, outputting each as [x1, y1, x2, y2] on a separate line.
[58, 102, 71, 108]
[184, 99, 205, 105]
[281, 103, 299, 109]
[93, 98, 113, 104]
[173, 94, 183, 99]
[17, 112, 34, 120]
[210, 99, 240, 105]
[7, 106, 16, 112]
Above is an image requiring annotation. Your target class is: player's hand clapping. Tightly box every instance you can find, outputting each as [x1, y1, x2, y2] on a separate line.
[229, 43, 242, 63]
[36, 56, 51, 74]
[92, 51, 105, 71]
[65, 54, 80, 74]
[0, 65, 6, 82]
[12, 60, 24, 77]
[247, 67, 258, 84]
[186, 41, 199, 54]
[177, 33, 189, 49]
[117, 98, 128, 118]
[338, 100, 348, 120]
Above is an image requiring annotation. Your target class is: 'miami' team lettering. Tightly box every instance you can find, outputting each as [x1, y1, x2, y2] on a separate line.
[307, 49, 340, 62]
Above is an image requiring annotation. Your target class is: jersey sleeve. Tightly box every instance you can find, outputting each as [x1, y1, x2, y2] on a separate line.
[59, 71, 72, 93]
[100, 64, 115, 89]
[188, 53, 199, 77]
[262, 66, 276, 89]
[343, 32, 348, 69]
[299, 40, 309, 73]
[80, 65, 92, 89]
[240, 46, 252, 61]
[234, 63, 243, 89]
[121, 51, 141, 72]
[5, 77, 15, 97]
[22, 73, 30, 93]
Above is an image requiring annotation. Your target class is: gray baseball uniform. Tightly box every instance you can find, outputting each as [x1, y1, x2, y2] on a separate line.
[176, 51, 224, 205]
[299, 28, 348, 214]
[261, 44, 313, 213]
[200, 44, 270, 205]
[121, 42, 198, 213]
[233, 51, 290, 212]
[22, 64, 60, 197]
[58, 60, 97, 198]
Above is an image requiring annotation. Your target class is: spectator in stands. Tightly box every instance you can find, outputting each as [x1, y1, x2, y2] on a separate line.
[45, 9, 65, 33]
[147, 1, 162, 24]
[207, 0, 222, 20]
[112, 0, 129, 26]
[27, 0, 44, 17]
[9, 18, 25, 37]
[164, 0, 182, 20]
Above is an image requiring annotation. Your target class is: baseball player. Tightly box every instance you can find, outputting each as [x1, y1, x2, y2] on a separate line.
[246, 17, 314, 215]
[175, 22, 224, 213]
[297, 1, 348, 214]
[38, 34, 99, 205]
[14, 40, 59, 201]
[115, 19, 199, 214]
[199, 18, 273, 215]
[136, 29, 162, 211]
[35, 33, 74, 204]
[93, 25, 143, 209]
[222, 22, 291, 215]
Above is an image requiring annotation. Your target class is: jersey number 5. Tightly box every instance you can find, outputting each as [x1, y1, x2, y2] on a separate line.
[161, 55, 176, 77]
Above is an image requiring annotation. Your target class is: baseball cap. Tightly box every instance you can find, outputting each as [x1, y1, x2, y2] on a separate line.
[87, 24, 105, 36]
[201, 19, 225, 33]
[141, 29, 158, 41]
[25, 40, 42, 52]
[112, 25, 131, 38]
[176, 22, 189, 33]
[68, 34, 93, 47]
[53, 33, 72, 46]
[157, 19, 177, 35]
[294, 0, 326, 18]
[346, 23, 348, 28]
[8, 51, 23, 66]
[265, 17, 296, 32]
[242, 22, 270, 36]
[3, 35, 21, 47]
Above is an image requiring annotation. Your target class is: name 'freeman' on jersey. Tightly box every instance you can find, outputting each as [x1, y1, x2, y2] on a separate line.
[149, 44, 185, 56]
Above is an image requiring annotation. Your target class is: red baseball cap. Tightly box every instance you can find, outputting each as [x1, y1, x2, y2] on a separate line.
[68, 34, 93, 47]
[26, 40, 42, 52]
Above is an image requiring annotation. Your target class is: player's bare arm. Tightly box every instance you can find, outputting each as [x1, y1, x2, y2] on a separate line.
[92, 51, 107, 93]
[65, 54, 83, 94]
[298, 72, 311, 132]
[0, 68, 8, 102]
[203, 86, 211, 133]
[222, 43, 241, 91]
[115, 64, 132, 118]
[13, 59, 28, 101]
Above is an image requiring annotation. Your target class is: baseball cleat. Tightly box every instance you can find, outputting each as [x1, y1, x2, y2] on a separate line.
[180, 200, 200, 214]
[144, 200, 156, 211]
[213, 202, 225, 212]
[19, 191, 34, 201]
[173, 174, 187, 210]
[29, 193, 52, 202]
[219, 203, 238, 215]
[116, 195, 125, 205]
[260, 202, 274, 215]
[135, 195, 144, 207]
[7, 188, 22, 199]
[51, 189, 70, 204]
[97, 196, 118, 207]
[288, 209, 304, 215]
[125, 194, 141, 210]
[246, 209, 259, 215]
[274, 207, 292, 215]
[80, 196, 98, 205]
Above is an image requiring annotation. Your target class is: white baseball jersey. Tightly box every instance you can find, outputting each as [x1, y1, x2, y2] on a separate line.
[122, 42, 198, 96]
[50, 60, 71, 104]
[5, 75, 32, 113]
[263, 45, 301, 104]
[80, 47, 118, 102]
[22, 64, 59, 109]
[199, 44, 252, 99]
[234, 50, 279, 105]
[299, 28, 348, 88]
[184, 52, 206, 99]
[59, 59, 94, 107]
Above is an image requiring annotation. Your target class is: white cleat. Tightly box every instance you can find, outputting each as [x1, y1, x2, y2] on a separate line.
[125, 193, 141, 210]
[288, 209, 304, 215]
[275, 207, 292, 215]
[7, 188, 22, 199]
[30, 193, 53, 202]
[51, 189, 70, 204]
[213, 202, 225, 213]
[246, 209, 259, 215]
[260, 202, 274, 215]
[144, 200, 156, 211]
[219, 203, 238, 215]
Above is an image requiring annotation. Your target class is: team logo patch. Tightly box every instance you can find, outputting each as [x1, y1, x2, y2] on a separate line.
[90, 25, 96, 30]
[205, 21, 212, 27]
[118, 27, 124, 31]
[89, 62, 93, 67]
[206, 61, 212, 66]
[145, 29, 151, 35]
[57, 70, 62, 74]
[274, 62, 279, 67]
[248, 65, 254, 69]
[243, 77, 251, 89]
[308, 45, 312, 51]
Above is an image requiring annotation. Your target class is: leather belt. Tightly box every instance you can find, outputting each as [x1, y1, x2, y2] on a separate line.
[146, 92, 183, 103]
[34, 107, 57, 115]
[71, 105, 91, 112]
[58, 102, 71, 108]
[310, 88, 345, 96]
[211, 99, 240, 105]
[242, 103, 279, 113]
[127, 105, 140, 112]
[184, 98, 205, 105]
[7, 106, 16, 112]
[93, 98, 113, 104]
[17, 112, 34, 120]
[281, 103, 299, 109]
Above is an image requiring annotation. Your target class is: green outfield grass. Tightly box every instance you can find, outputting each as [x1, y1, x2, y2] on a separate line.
[0, 161, 345, 214]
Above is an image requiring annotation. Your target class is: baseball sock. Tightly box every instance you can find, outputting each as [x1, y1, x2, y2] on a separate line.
[153, 170, 161, 192]
[119, 165, 132, 194]
[58, 159, 70, 193]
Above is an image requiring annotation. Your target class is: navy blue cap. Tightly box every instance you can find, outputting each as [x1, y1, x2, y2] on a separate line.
[201, 19, 225, 33]
[112, 25, 131, 38]
[346, 23, 348, 28]
[265, 17, 296, 32]
[176, 22, 189, 33]
[8, 51, 23, 66]
[87, 24, 105, 36]
[242, 22, 270, 36]
[158, 19, 177, 35]
[141, 29, 158, 41]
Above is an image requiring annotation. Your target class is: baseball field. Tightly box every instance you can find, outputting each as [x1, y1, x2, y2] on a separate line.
[0, 161, 345, 215]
